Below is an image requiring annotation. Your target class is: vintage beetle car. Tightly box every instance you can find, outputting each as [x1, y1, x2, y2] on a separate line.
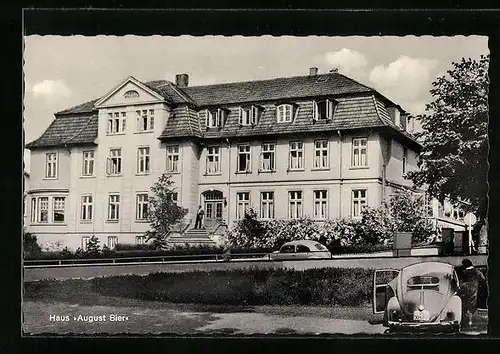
[373, 261, 462, 332]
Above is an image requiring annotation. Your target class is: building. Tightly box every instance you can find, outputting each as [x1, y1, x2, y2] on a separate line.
[25, 67, 426, 250]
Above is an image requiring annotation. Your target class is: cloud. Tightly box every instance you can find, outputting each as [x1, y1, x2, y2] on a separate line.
[31, 80, 72, 99]
[368, 56, 438, 114]
[324, 48, 368, 75]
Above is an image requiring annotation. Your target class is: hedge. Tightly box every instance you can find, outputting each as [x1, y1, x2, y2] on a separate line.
[90, 267, 373, 306]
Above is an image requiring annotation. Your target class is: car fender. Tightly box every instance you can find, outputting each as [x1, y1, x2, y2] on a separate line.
[386, 296, 402, 322]
[438, 295, 462, 323]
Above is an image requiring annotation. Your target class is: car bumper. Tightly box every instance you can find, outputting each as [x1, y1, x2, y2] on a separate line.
[387, 321, 460, 332]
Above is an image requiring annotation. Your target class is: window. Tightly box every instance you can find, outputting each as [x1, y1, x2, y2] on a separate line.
[296, 245, 311, 253]
[136, 236, 147, 244]
[107, 111, 127, 134]
[260, 143, 275, 171]
[166, 145, 180, 172]
[289, 191, 303, 218]
[352, 189, 367, 217]
[403, 147, 408, 174]
[82, 150, 95, 176]
[237, 144, 251, 173]
[106, 148, 122, 175]
[260, 192, 275, 219]
[277, 104, 293, 123]
[37, 197, 49, 223]
[136, 109, 154, 132]
[108, 194, 120, 220]
[45, 153, 57, 179]
[124, 90, 139, 99]
[313, 99, 335, 120]
[136, 193, 149, 220]
[206, 109, 226, 128]
[239, 106, 260, 125]
[206, 146, 220, 174]
[313, 190, 328, 219]
[280, 244, 295, 253]
[108, 236, 118, 249]
[53, 197, 65, 223]
[236, 192, 250, 219]
[82, 236, 90, 251]
[81, 195, 93, 221]
[352, 138, 368, 167]
[169, 192, 178, 204]
[289, 141, 304, 170]
[137, 147, 150, 174]
[314, 140, 329, 169]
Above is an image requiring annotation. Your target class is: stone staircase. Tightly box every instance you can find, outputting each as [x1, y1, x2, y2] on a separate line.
[166, 227, 217, 246]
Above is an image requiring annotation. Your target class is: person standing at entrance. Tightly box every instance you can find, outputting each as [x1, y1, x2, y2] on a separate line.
[457, 259, 486, 328]
[194, 205, 204, 229]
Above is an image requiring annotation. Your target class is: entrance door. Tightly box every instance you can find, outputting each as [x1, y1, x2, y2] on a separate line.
[203, 190, 224, 229]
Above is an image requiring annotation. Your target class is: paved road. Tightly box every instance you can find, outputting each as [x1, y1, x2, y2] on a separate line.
[24, 254, 487, 281]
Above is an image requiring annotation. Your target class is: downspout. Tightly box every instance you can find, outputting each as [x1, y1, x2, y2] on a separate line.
[337, 130, 343, 219]
[226, 138, 231, 226]
[382, 138, 388, 204]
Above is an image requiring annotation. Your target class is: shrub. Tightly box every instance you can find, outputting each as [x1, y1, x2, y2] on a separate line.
[91, 267, 373, 307]
[114, 243, 156, 251]
[23, 230, 42, 258]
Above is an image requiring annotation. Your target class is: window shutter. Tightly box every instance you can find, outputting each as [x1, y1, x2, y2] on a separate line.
[312, 101, 318, 121]
[239, 107, 243, 125]
[106, 157, 110, 175]
[150, 115, 154, 130]
[205, 110, 209, 127]
[327, 99, 334, 119]
[122, 118, 127, 131]
[251, 106, 258, 124]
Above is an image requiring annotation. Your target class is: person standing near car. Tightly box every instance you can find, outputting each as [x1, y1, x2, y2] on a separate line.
[457, 259, 486, 328]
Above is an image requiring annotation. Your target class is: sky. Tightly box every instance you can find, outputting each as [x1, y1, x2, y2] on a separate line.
[23, 35, 488, 171]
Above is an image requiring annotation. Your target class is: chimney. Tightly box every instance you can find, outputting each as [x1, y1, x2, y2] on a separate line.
[175, 74, 189, 88]
[309, 67, 318, 76]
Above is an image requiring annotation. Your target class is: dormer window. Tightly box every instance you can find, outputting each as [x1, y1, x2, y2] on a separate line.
[276, 104, 293, 123]
[205, 108, 227, 128]
[136, 109, 154, 132]
[239, 106, 260, 126]
[124, 90, 139, 99]
[313, 99, 335, 120]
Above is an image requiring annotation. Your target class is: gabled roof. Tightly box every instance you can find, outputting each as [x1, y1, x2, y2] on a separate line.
[94, 76, 165, 107]
[182, 72, 373, 107]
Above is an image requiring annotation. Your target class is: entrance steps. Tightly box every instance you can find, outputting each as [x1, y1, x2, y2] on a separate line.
[166, 227, 217, 247]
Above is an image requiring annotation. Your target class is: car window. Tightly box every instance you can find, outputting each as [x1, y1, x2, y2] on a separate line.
[407, 276, 440, 291]
[296, 245, 310, 253]
[314, 243, 327, 251]
[280, 245, 295, 253]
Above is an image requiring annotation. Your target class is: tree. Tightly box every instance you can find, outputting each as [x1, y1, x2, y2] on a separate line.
[407, 55, 489, 232]
[146, 173, 188, 248]
[23, 229, 42, 258]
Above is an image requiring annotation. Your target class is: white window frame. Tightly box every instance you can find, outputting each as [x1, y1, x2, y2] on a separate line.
[124, 90, 139, 99]
[237, 144, 251, 173]
[239, 106, 259, 126]
[45, 152, 58, 179]
[276, 104, 293, 123]
[313, 190, 328, 220]
[107, 194, 120, 221]
[236, 192, 250, 219]
[52, 197, 66, 223]
[314, 140, 329, 169]
[82, 150, 95, 176]
[206, 146, 221, 174]
[166, 145, 180, 173]
[260, 191, 275, 219]
[260, 142, 276, 172]
[288, 191, 303, 219]
[81, 236, 90, 251]
[136, 193, 149, 221]
[206, 109, 226, 128]
[31, 196, 49, 223]
[136, 109, 155, 132]
[108, 236, 118, 249]
[107, 111, 127, 134]
[352, 137, 368, 167]
[352, 189, 367, 217]
[81, 195, 93, 221]
[106, 148, 122, 175]
[289, 141, 304, 170]
[137, 146, 151, 174]
[312, 99, 335, 121]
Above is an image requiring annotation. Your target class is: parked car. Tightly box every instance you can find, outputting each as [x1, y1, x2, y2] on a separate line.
[267, 240, 332, 260]
[373, 261, 462, 333]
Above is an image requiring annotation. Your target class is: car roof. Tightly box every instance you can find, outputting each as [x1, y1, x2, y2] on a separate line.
[282, 240, 323, 246]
